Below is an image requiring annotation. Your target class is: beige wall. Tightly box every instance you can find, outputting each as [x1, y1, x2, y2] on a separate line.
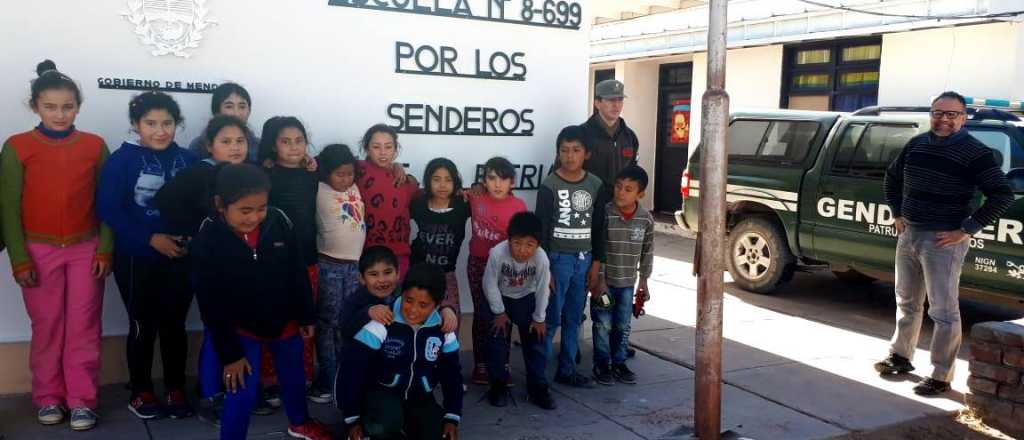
[617, 60, 660, 210]
[0, 333, 202, 396]
[688, 44, 785, 153]
[879, 22, 1024, 106]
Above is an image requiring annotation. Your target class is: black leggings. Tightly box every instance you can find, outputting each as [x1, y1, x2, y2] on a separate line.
[113, 254, 193, 395]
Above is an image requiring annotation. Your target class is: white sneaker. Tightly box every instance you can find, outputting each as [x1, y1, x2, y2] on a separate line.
[69, 408, 98, 431]
[37, 404, 65, 425]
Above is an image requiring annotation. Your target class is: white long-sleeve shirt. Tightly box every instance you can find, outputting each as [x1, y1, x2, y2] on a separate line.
[482, 241, 551, 323]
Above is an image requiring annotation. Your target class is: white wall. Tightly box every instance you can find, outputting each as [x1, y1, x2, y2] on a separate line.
[879, 22, 1024, 106]
[617, 59, 660, 210]
[688, 44, 784, 155]
[0, 0, 591, 341]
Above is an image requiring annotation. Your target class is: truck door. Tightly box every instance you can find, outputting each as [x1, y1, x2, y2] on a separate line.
[959, 127, 1024, 297]
[810, 122, 921, 272]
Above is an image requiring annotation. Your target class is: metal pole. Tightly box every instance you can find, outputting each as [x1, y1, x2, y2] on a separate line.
[695, 0, 729, 438]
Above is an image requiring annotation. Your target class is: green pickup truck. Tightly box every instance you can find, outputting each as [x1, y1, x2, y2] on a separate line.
[676, 107, 1024, 309]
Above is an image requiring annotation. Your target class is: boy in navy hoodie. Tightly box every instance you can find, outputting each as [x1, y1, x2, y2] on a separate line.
[339, 246, 459, 343]
[338, 264, 463, 440]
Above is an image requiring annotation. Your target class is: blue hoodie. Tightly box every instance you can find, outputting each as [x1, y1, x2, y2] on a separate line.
[98, 140, 196, 257]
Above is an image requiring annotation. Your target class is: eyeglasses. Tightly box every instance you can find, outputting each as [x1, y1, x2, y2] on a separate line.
[930, 110, 964, 120]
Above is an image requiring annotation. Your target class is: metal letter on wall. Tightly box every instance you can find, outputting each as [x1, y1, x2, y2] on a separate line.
[121, 0, 217, 58]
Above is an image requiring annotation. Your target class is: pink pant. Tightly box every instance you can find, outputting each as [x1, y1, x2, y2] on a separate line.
[22, 238, 104, 409]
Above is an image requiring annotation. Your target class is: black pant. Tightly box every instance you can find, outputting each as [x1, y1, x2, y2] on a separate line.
[113, 254, 193, 394]
[485, 293, 548, 387]
[362, 386, 444, 440]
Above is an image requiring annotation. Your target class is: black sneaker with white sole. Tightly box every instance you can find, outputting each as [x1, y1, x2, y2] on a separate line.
[913, 378, 951, 396]
[611, 363, 637, 384]
[554, 372, 595, 388]
[592, 364, 614, 386]
[198, 393, 226, 427]
[128, 392, 163, 420]
[487, 382, 511, 408]
[873, 353, 915, 375]
[527, 384, 557, 410]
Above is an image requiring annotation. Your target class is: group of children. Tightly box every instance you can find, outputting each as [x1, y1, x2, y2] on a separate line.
[1, 60, 655, 440]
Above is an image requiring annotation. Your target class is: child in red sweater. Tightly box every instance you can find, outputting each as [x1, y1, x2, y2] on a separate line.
[355, 124, 419, 279]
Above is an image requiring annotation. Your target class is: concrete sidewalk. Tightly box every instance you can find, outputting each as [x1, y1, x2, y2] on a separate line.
[0, 231, 1001, 439]
[0, 334, 846, 440]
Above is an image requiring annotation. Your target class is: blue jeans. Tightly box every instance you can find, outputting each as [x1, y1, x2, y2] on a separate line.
[221, 334, 308, 440]
[484, 293, 548, 386]
[591, 287, 634, 366]
[890, 226, 970, 382]
[314, 259, 361, 393]
[545, 251, 592, 377]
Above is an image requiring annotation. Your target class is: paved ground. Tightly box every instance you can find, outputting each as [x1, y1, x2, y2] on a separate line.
[1, 230, 1020, 439]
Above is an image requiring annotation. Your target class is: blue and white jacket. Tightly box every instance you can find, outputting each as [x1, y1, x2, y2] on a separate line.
[337, 297, 463, 426]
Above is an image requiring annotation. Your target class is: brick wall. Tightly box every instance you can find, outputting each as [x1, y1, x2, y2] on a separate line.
[965, 320, 1024, 438]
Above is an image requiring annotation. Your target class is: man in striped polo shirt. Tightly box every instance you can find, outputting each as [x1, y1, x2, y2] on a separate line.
[876, 91, 1014, 396]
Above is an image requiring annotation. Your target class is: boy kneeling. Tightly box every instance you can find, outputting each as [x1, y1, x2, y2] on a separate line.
[483, 212, 556, 409]
[338, 263, 462, 440]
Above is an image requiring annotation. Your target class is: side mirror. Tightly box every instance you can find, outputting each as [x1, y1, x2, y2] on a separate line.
[1008, 168, 1024, 194]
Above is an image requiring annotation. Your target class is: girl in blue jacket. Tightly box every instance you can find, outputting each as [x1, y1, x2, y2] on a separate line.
[97, 91, 196, 420]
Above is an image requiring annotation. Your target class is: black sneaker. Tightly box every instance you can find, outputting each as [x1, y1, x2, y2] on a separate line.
[487, 382, 510, 407]
[913, 378, 951, 396]
[262, 386, 282, 409]
[592, 364, 614, 386]
[307, 386, 333, 405]
[251, 397, 276, 416]
[164, 390, 194, 419]
[128, 392, 163, 420]
[611, 364, 637, 384]
[554, 372, 595, 388]
[197, 395, 223, 427]
[527, 385, 557, 410]
[874, 353, 915, 375]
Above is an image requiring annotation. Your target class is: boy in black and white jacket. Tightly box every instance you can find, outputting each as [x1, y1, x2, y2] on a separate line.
[337, 263, 462, 440]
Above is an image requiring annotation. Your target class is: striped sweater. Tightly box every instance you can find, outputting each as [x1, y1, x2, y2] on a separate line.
[884, 129, 1013, 234]
[597, 201, 654, 288]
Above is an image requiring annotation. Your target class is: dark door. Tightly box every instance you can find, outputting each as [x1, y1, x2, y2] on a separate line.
[654, 63, 693, 213]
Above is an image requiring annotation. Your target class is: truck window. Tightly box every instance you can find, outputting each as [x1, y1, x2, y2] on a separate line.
[968, 128, 1022, 172]
[830, 123, 866, 174]
[844, 124, 917, 179]
[759, 121, 820, 161]
[728, 120, 770, 156]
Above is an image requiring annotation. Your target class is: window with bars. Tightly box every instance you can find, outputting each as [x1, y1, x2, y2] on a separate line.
[782, 39, 882, 113]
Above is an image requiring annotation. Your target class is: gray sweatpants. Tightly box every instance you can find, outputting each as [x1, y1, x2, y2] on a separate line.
[889, 225, 970, 382]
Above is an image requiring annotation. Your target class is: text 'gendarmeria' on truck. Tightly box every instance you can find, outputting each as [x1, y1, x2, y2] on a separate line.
[676, 105, 1024, 309]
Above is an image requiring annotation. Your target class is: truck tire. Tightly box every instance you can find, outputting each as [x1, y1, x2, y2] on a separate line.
[831, 269, 875, 285]
[727, 216, 796, 294]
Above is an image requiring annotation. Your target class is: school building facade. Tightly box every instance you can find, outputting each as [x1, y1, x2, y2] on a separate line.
[589, 0, 1024, 215]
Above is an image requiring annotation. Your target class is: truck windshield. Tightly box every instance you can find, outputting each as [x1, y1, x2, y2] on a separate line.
[968, 129, 1023, 172]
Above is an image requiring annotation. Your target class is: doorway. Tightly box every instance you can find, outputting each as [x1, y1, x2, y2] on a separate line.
[654, 63, 693, 213]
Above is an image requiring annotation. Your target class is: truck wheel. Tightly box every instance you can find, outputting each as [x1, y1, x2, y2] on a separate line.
[727, 217, 795, 294]
[831, 269, 875, 285]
